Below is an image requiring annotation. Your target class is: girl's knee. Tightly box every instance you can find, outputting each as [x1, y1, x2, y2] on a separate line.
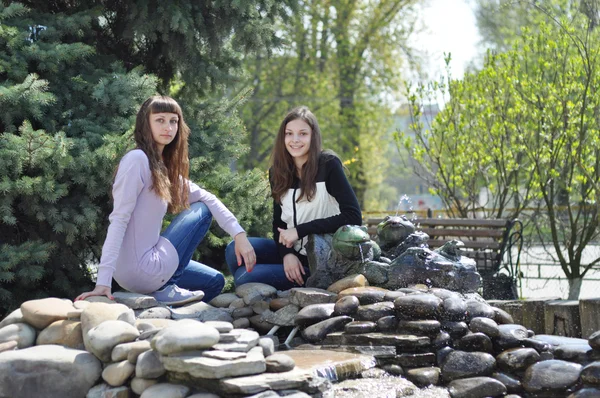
[191, 202, 213, 223]
[211, 272, 225, 292]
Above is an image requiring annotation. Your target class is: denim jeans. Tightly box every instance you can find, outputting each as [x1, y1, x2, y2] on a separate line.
[161, 201, 225, 302]
[225, 237, 310, 291]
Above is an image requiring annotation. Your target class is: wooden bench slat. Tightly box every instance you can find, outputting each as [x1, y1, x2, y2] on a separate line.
[415, 218, 508, 227]
[426, 239, 501, 250]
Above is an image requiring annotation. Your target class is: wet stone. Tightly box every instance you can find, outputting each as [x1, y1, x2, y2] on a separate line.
[447, 376, 507, 398]
[441, 297, 467, 321]
[580, 361, 600, 384]
[269, 298, 290, 311]
[455, 332, 493, 353]
[589, 331, 600, 350]
[523, 359, 582, 394]
[394, 294, 443, 320]
[406, 367, 440, 387]
[469, 317, 499, 338]
[522, 337, 551, 353]
[437, 346, 454, 366]
[491, 306, 514, 324]
[497, 347, 541, 372]
[376, 316, 398, 332]
[441, 350, 496, 382]
[232, 318, 250, 329]
[301, 316, 353, 343]
[344, 321, 377, 334]
[569, 387, 600, 397]
[433, 331, 452, 349]
[394, 352, 436, 368]
[465, 299, 495, 320]
[323, 332, 430, 350]
[232, 307, 254, 319]
[261, 305, 300, 327]
[327, 274, 369, 293]
[333, 295, 360, 316]
[554, 343, 593, 363]
[382, 364, 404, 376]
[441, 320, 469, 339]
[295, 303, 335, 327]
[383, 290, 406, 302]
[337, 287, 389, 305]
[397, 320, 441, 335]
[496, 324, 529, 349]
[355, 302, 395, 322]
[492, 371, 522, 394]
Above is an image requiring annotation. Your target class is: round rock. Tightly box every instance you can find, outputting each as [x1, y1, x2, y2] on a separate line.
[441, 350, 496, 382]
[20, 298, 75, 329]
[394, 294, 442, 320]
[265, 353, 295, 372]
[448, 376, 507, 398]
[333, 295, 360, 316]
[345, 321, 377, 334]
[523, 359, 582, 394]
[497, 347, 541, 372]
[87, 320, 140, 362]
[295, 303, 335, 326]
[0, 323, 36, 348]
[469, 317, 499, 338]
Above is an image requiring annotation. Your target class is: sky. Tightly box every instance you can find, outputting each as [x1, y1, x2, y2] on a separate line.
[412, 0, 482, 80]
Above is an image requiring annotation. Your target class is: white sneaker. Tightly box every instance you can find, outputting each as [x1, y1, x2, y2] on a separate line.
[151, 284, 204, 306]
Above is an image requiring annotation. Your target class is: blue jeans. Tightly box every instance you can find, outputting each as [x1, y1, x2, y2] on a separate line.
[225, 237, 310, 291]
[161, 202, 225, 302]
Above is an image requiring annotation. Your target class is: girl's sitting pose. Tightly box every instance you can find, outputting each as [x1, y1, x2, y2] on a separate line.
[76, 96, 255, 305]
[226, 106, 362, 290]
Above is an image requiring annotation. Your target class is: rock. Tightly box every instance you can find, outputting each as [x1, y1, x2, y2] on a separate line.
[140, 383, 190, 398]
[265, 353, 295, 372]
[469, 317, 499, 338]
[233, 318, 250, 329]
[397, 320, 441, 335]
[259, 336, 276, 357]
[229, 298, 246, 309]
[135, 318, 176, 332]
[491, 372, 522, 394]
[136, 350, 165, 378]
[249, 314, 275, 335]
[441, 350, 496, 382]
[86, 384, 129, 398]
[135, 307, 172, 319]
[261, 305, 300, 327]
[355, 302, 395, 322]
[406, 367, 440, 387]
[333, 296, 360, 316]
[20, 298, 75, 329]
[327, 274, 369, 293]
[0, 308, 23, 328]
[0, 340, 18, 353]
[151, 319, 220, 355]
[447, 376, 507, 398]
[394, 294, 443, 320]
[394, 352, 436, 367]
[252, 301, 270, 314]
[161, 345, 266, 379]
[113, 292, 158, 309]
[454, 332, 493, 353]
[289, 288, 338, 307]
[111, 340, 151, 362]
[441, 321, 469, 339]
[131, 377, 158, 395]
[81, 302, 135, 354]
[0, 322, 36, 348]
[169, 302, 233, 322]
[382, 364, 404, 376]
[204, 321, 234, 333]
[87, 320, 140, 362]
[233, 307, 254, 318]
[338, 286, 389, 304]
[213, 329, 259, 352]
[569, 387, 600, 397]
[295, 303, 335, 326]
[301, 316, 353, 343]
[0, 345, 101, 398]
[589, 331, 600, 350]
[345, 321, 377, 334]
[376, 316, 398, 332]
[102, 360, 135, 386]
[269, 298, 290, 311]
[236, 283, 277, 305]
[465, 300, 495, 320]
[580, 361, 600, 385]
[522, 360, 582, 394]
[496, 324, 529, 349]
[496, 348, 541, 372]
[36, 320, 83, 349]
[442, 297, 468, 321]
[491, 306, 514, 324]
[209, 293, 240, 308]
[217, 367, 324, 396]
[202, 350, 247, 360]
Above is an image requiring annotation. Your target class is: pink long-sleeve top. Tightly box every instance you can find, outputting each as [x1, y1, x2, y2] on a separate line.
[95, 149, 244, 294]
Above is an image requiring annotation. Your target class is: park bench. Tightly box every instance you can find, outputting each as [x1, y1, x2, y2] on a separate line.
[365, 216, 523, 299]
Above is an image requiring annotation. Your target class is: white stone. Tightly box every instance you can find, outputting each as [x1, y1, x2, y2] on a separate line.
[87, 320, 140, 362]
[81, 302, 135, 354]
[102, 360, 135, 386]
[136, 350, 165, 379]
[151, 319, 220, 355]
[204, 320, 233, 333]
[111, 340, 151, 362]
[135, 307, 172, 319]
[0, 308, 24, 329]
[0, 322, 36, 348]
[140, 383, 190, 398]
[170, 302, 233, 322]
[131, 377, 158, 395]
[20, 298, 75, 329]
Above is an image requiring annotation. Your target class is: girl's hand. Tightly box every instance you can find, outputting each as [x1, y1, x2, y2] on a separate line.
[283, 253, 305, 285]
[234, 232, 256, 272]
[75, 285, 114, 301]
[277, 227, 299, 248]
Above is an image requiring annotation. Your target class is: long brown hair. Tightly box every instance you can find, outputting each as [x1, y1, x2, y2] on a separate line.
[133, 95, 190, 213]
[270, 106, 323, 204]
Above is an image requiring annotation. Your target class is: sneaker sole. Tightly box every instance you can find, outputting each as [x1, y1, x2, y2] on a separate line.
[158, 292, 205, 307]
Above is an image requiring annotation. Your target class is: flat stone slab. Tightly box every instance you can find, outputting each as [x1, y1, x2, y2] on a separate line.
[169, 302, 233, 322]
[218, 368, 322, 396]
[284, 349, 376, 379]
[323, 332, 430, 349]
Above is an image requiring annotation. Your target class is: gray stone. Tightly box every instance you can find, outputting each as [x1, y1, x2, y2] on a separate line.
[213, 329, 259, 352]
[261, 305, 300, 326]
[232, 307, 254, 318]
[151, 319, 220, 355]
[111, 340, 151, 362]
[217, 368, 323, 396]
[289, 287, 338, 307]
[87, 320, 140, 362]
[229, 298, 246, 309]
[209, 293, 240, 308]
[0, 345, 101, 398]
[136, 350, 165, 379]
[345, 321, 377, 334]
[236, 283, 278, 305]
[169, 302, 233, 322]
[448, 376, 507, 398]
[394, 293, 442, 320]
[0, 308, 23, 329]
[102, 360, 135, 386]
[469, 317, 499, 338]
[135, 307, 172, 319]
[523, 359, 582, 394]
[496, 324, 529, 349]
[202, 350, 247, 360]
[139, 383, 190, 398]
[295, 303, 336, 326]
[0, 340, 18, 353]
[130, 377, 158, 395]
[86, 383, 130, 398]
[355, 302, 395, 322]
[589, 330, 600, 350]
[0, 322, 36, 348]
[266, 353, 295, 372]
[204, 321, 233, 333]
[259, 336, 276, 357]
[161, 345, 266, 379]
[406, 367, 440, 387]
[252, 300, 270, 314]
[301, 316, 353, 343]
[113, 292, 158, 309]
[233, 317, 250, 329]
[441, 350, 496, 382]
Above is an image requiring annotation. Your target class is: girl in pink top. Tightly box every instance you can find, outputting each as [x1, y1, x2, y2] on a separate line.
[75, 96, 256, 305]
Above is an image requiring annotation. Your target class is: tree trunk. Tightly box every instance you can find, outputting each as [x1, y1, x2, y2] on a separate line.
[567, 276, 583, 300]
